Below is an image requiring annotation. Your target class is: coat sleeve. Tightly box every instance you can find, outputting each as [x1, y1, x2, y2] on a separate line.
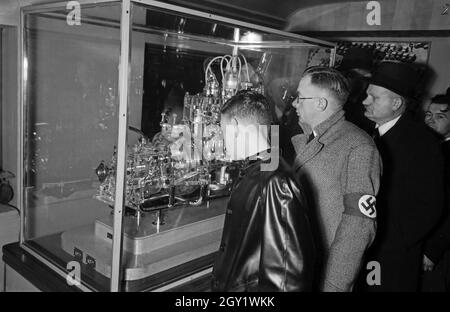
[424, 146, 450, 263]
[424, 210, 450, 263]
[258, 174, 315, 292]
[322, 143, 381, 292]
[400, 140, 444, 249]
[424, 155, 450, 263]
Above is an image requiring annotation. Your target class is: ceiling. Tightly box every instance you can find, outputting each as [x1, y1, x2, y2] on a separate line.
[164, 0, 367, 29]
[192, 0, 360, 19]
[1, 0, 367, 29]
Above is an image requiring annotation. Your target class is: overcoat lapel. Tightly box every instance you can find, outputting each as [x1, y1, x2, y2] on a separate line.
[292, 137, 324, 171]
[291, 110, 345, 172]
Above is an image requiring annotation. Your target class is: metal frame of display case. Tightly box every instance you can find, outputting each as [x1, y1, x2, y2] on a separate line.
[17, 0, 336, 292]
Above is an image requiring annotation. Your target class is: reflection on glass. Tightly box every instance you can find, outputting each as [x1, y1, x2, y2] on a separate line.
[23, 2, 122, 291]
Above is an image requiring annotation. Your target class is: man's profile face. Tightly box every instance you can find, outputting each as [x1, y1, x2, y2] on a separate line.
[362, 84, 399, 125]
[425, 103, 450, 137]
[293, 76, 322, 126]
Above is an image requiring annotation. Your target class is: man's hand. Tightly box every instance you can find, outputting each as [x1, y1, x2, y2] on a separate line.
[422, 254, 435, 272]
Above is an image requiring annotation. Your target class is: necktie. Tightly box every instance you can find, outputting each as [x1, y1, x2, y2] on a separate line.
[372, 129, 380, 143]
[306, 132, 315, 144]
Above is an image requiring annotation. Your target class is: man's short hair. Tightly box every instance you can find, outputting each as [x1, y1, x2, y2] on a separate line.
[431, 102, 450, 113]
[303, 66, 350, 105]
[221, 90, 273, 126]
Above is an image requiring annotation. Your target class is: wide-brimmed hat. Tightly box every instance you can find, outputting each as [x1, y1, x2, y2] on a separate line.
[368, 61, 422, 98]
[431, 87, 450, 104]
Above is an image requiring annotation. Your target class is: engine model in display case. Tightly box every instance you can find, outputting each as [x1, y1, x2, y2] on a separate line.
[94, 48, 266, 212]
[19, 0, 334, 291]
[76, 49, 270, 282]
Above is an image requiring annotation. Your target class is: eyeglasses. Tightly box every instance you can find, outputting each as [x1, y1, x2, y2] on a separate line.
[293, 95, 326, 104]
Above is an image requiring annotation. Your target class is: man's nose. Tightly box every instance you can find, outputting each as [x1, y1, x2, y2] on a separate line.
[362, 96, 370, 106]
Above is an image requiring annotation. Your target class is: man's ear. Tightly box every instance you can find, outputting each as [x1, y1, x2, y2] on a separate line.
[317, 97, 328, 111]
[392, 97, 404, 112]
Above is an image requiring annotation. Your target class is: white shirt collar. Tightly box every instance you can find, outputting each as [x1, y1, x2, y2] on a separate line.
[376, 115, 402, 136]
[444, 136, 450, 142]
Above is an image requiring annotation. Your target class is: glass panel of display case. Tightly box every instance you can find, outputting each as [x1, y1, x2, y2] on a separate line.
[22, 2, 122, 291]
[91, 2, 332, 291]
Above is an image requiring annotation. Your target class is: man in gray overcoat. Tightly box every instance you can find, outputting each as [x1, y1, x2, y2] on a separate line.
[291, 66, 382, 292]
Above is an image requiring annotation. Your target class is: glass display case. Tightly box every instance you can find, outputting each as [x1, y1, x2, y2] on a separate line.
[18, 0, 335, 291]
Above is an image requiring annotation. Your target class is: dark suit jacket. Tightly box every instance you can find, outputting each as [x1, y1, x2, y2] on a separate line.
[372, 112, 445, 252]
[424, 140, 450, 263]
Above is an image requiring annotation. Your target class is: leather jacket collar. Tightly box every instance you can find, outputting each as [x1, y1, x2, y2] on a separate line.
[238, 149, 275, 176]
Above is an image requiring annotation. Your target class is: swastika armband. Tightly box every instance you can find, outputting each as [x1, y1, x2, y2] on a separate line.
[343, 193, 377, 219]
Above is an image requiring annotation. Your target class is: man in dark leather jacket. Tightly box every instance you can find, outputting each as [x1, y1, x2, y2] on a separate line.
[211, 90, 316, 292]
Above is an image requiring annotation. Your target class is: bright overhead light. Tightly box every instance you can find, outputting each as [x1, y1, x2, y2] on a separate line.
[240, 31, 262, 43]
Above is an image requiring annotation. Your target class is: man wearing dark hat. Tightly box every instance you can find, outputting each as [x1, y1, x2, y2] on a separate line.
[337, 47, 375, 134]
[422, 87, 450, 291]
[360, 61, 444, 291]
